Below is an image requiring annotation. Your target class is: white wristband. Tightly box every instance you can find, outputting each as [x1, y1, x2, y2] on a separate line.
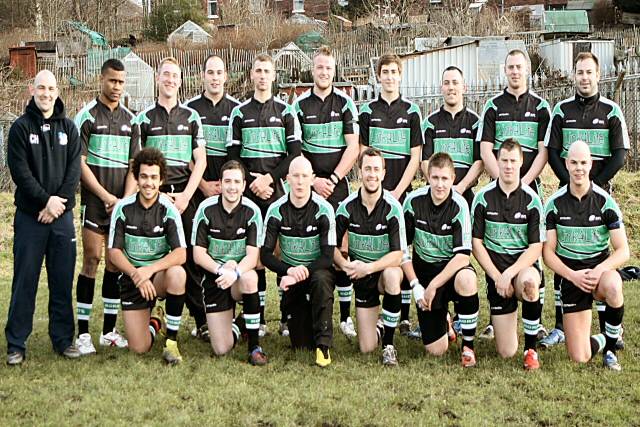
[412, 283, 425, 302]
[409, 278, 420, 289]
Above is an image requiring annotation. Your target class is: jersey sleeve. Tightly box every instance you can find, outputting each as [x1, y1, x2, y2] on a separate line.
[319, 206, 337, 248]
[421, 115, 435, 161]
[226, 106, 243, 148]
[602, 195, 624, 231]
[478, 100, 496, 143]
[245, 202, 264, 248]
[471, 113, 481, 161]
[192, 203, 210, 248]
[358, 103, 371, 146]
[342, 96, 359, 136]
[537, 99, 551, 143]
[402, 197, 416, 245]
[284, 104, 302, 147]
[129, 119, 141, 159]
[471, 194, 486, 239]
[387, 202, 408, 253]
[74, 112, 93, 158]
[409, 104, 423, 148]
[335, 200, 350, 243]
[108, 203, 126, 250]
[165, 208, 187, 250]
[189, 109, 206, 150]
[544, 104, 564, 150]
[527, 194, 545, 244]
[543, 198, 558, 231]
[608, 103, 631, 151]
[452, 200, 472, 254]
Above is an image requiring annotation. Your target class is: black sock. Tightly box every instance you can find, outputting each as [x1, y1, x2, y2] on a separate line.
[381, 293, 401, 347]
[149, 311, 161, 345]
[604, 304, 624, 353]
[522, 299, 541, 351]
[243, 291, 261, 352]
[278, 285, 287, 324]
[590, 334, 606, 360]
[596, 301, 607, 334]
[76, 274, 96, 335]
[553, 277, 564, 330]
[101, 270, 120, 335]
[165, 293, 185, 341]
[400, 278, 411, 322]
[456, 294, 479, 351]
[318, 344, 329, 358]
[336, 270, 351, 322]
[257, 269, 266, 325]
[231, 323, 240, 348]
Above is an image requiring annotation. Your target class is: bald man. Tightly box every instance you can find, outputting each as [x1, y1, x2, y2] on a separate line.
[260, 156, 337, 367]
[543, 141, 628, 371]
[6, 70, 82, 364]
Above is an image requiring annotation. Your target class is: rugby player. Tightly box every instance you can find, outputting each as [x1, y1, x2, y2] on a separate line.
[133, 57, 208, 341]
[543, 52, 629, 348]
[543, 141, 628, 370]
[334, 148, 406, 366]
[292, 46, 360, 339]
[358, 53, 422, 333]
[261, 156, 336, 367]
[471, 139, 544, 370]
[192, 160, 267, 365]
[227, 54, 302, 337]
[108, 148, 187, 364]
[74, 59, 139, 354]
[403, 153, 479, 367]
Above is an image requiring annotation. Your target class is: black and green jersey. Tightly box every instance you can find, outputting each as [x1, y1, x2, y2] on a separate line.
[336, 189, 407, 263]
[544, 183, 623, 270]
[544, 93, 629, 179]
[422, 106, 480, 185]
[75, 98, 140, 204]
[403, 187, 471, 266]
[478, 89, 550, 176]
[108, 193, 186, 267]
[359, 95, 423, 194]
[133, 102, 205, 186]
[471, 180, 544, 271]
[227, 96, 302, 184]
[261, 193, 336, 277]
[192, 195, 263, 265]
[184, 92, 240, 181]
[293, 87, 359, 178]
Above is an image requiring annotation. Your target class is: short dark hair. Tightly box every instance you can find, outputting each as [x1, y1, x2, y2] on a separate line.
[376, 53, 402, 77]
[202, 54, 225, 72]
[498, 138, 523, 160]
[442, 65, 463, 80]
[358, 147, 385, 169]
[220, 160, 245, 180]
[427, 152, 455, 175]
[101, 58, 125, 75]
[505, 49, 528, 65]
[574, 52, 600, 70]
[132, 148, 166, 181]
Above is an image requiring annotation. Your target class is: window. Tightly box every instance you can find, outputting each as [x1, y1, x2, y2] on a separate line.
[208, 0, 218, 18]
[293, 0, 304, 13]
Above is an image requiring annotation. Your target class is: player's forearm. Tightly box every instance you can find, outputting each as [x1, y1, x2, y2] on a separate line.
[184, 152, 207, 200]
[333, 135, 359, 179]
[522, 145, 547, 185]
[193, 246, 220, 274]
[480, 142, 499, 179]
[108, 248, 138, 277]
[548, 148, 569, 184]
[260, 246, 289, 277]
[238, 246, 260, 274]
[401, 260, 418, 283]
[430, 254, 470, 289]
[508, 243, 542, 276]
[543, 243, 574, 281]
[394, 155, 419, 195]
[333, 247, 350, 270]
[598, 245, 630, 272]
[149, 248, 187, 275]
[457, 160, 483, 192]
[472, 238, 500, 280]
[369, 250, 403, 274]
[124, 171, 137, 197]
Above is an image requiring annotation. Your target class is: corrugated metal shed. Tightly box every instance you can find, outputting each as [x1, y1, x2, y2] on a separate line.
[540, 39, 615, 76]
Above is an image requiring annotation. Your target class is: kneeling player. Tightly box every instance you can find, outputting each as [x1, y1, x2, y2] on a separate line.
[192, 160, 267, 365]
[108, 148, 187, 364]
[334, 148, 406, 366]
[402, 153, 479, 367]
[543, 141, 628, 371]
[472, 139, 543, 370]
[261, 157, 336, 367]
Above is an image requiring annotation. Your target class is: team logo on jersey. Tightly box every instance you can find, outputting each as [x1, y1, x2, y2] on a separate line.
[441, 223, 451, 231]
[236, 227, 245, 234]
[29, 134, 39, 144]
[121, 124, 131, 132]
[177, 124, 187, 131]
[330, 111, 340, 118]
[588, 215, 601, 222]
[460, 128, 472, 134]
[349, 223, 361, 228]
[375, 223, 387, 231]
[153, 225, 164, 233]
[514, 212, 527, 220]
[524, 111, 536, 118]
[58, 132, 68, 145]
[222, 116, 229, 122]
[396, 117, 408, 124]
[306, 225, 317, 232]
[592, 118, 605, 125]
[269, 116, 282, 123]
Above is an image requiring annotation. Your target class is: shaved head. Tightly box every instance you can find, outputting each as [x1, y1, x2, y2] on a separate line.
[30, 69, 59, 118]
[34, 69, 57, 87]
[566, 140, 592, 188]
[289, 155, 313, 175]
[288, 155, 314, 205]
[567, 140, 591, 159]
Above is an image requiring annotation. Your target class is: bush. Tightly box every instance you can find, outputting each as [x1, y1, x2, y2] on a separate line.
[144, 0, 207, 42]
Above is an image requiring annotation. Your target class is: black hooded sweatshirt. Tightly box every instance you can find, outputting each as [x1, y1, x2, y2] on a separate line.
[7, 97, 81, 216]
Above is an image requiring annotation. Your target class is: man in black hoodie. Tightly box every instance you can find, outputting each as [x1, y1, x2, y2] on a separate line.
[5, 70, 82, 365]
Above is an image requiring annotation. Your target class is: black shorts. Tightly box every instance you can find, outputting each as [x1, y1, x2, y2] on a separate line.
[558, 270, 622, 314]
[81, 194, 110, 234]
[353, 271, 382, 308]
[202, 273, 236, 313]
[119, 274, 157, 311]
[486, 263, 542, 316]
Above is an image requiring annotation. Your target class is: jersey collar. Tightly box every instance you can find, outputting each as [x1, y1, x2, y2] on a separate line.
[201, 91, 227, 107]
[568, 182, 594, 202]
[496, 179, 522, 198]
[575, 92, 600, 105]
[357, 188, 385, 213]
[503, 87, 530, 102]
[439, 105, 466, 120]
[426, 186, 453, 210]
[310, 86, 334, 102]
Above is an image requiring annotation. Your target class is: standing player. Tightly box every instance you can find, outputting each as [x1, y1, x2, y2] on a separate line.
[359, 53, 422, 332]
[133, 57, 208, 340]
[293, 46, 360, 339]
[477, 49, 550, 340]
[403, 153, 479, 367]
[543, 141, 628, 370]
[543, 52, 629, 348]
[74, 59, 139, 354]
[472, 139, 544, 370]
[334, 148, 406, 366]
[108, 148, 187, 364]
[261, 157, 336, 367]
[192, 160, 267, 365]
[227, 54, 302, 337]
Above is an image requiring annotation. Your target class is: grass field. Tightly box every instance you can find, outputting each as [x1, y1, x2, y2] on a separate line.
[0, 170, 639, 426]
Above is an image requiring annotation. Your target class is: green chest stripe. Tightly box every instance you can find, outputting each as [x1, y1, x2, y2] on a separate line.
[414, 228, 453, 263]
[556, 224, 608, 260]
[279, 234, 321, 266]
[208, 237, 246, 264]
[484, 220, 528, 255]
[124, 234, 170, 267]
[203, 125, 228, 157]
[87, 134, 131, 168]
[302, 122, 346, 153]
[146, 135, 192, 166]
[494, 121, 538, 149]
[433, 137, 474, 167]
[240, 127, 286, 158]
[369, 127, 410, 159]
[348, 231, 390, 262]
[561, 128, 611, 158]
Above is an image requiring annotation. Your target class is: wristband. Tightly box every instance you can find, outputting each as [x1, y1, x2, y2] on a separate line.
[330, 173, 340, 185]
[409, 278, 420, 289]
[235, 268, 241, 280]
[217, 267, 225, 277]
[412, 283, 425, 302]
